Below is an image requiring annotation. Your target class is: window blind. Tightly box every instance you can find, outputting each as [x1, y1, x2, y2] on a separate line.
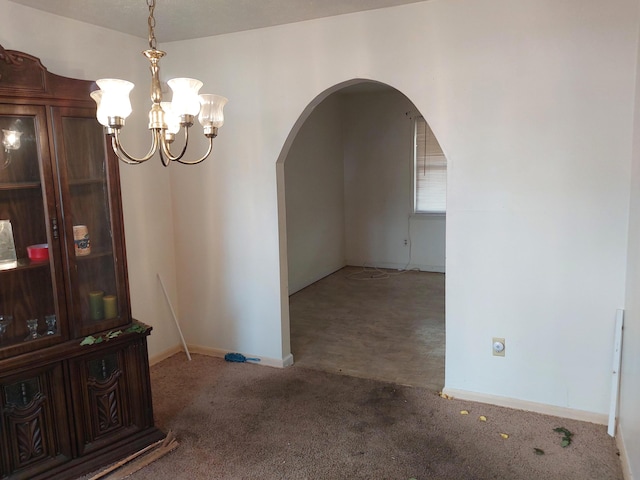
[414, 117, 446, 213]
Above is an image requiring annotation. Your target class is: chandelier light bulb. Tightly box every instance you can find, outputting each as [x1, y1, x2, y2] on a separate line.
[95, 78, 134, 122]
[198, 94, 228, 129]
[168, 78, 203, 117]
[161, 102, 181, 135]
[90, 90, 109, 127]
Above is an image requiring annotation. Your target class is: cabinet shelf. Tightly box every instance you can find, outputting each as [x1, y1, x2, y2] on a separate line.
[0, 181, 41, 191]
[0, 257, 50, 273]
[75, 249, 113, 261]
[0, 251, 115, 273]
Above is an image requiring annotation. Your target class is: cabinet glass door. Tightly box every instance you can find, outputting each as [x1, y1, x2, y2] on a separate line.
[51, 107, 129, 337]
[0, 105, 66, 357]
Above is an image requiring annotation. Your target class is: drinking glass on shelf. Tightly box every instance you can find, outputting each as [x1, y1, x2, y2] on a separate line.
[25, 318, 39, 341]
[0, 315, 12, 342]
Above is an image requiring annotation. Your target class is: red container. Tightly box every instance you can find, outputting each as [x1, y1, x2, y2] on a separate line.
[27, 244, 49, 262]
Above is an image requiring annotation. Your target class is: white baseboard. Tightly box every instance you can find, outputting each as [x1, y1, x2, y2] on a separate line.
[282, 353, 294, 367]
[346, 260, 445, 273]
[288, 265, 346, 295]
[188, 344, 294, 368]
[617, 424, 634, 480]
[149, 345, 183, 366]
[442, 388, 608, 425]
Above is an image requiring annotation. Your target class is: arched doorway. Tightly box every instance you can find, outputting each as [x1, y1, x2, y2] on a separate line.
[276, 79, 446, 390]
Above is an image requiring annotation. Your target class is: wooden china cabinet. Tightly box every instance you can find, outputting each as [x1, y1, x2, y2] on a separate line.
[0, 47, 163, 479]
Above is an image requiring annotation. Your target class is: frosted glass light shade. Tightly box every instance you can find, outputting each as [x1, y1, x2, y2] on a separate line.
[198, 94, 228, 128]
[161, 102, 181, 134]
[90, 90, 109, 127]
[168, 78, 203, 116]
[2, 129, 22, 150]
[96, 79, 134, 120]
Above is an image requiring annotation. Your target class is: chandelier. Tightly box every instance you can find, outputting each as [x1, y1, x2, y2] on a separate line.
[91, 0, 228, 166]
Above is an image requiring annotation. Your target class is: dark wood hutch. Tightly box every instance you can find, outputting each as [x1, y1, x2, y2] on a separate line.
[0, 46, 163, 479]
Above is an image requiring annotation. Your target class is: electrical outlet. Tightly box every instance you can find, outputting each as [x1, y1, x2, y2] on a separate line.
[403, 239, 408, 246]
[492, 337, 505, 357]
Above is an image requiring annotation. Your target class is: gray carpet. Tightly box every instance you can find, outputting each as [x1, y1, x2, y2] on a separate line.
[107, 353, 622, 480]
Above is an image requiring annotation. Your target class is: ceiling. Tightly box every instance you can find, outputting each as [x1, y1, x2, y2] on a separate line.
[8, 0, 427, 42]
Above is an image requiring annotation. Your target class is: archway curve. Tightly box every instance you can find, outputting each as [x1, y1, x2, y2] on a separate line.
[275, 78, 395, 165]
[275, 78, 444, 378]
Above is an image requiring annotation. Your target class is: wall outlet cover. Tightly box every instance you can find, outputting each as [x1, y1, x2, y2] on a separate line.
[492, 337, 505, 356]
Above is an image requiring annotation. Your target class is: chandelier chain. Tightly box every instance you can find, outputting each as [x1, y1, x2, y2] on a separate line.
[147, 0, 157, 50]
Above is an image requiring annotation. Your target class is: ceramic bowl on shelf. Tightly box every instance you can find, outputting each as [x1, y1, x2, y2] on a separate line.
[27, 243, 49, 262]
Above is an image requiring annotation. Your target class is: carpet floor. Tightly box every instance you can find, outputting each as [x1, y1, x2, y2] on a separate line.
[290, 267, 445, 391]
[91, 353, 623, 480]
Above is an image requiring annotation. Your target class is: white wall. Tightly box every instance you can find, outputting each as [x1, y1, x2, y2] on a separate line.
[440, 0, 634, 416]
[0, 1, 182, 360]
[408, 215, 446, 272]
[343, 89, 446, 272]
[619, 6, 640, 475]
[166, 0, 638, 415]
[285, 88, 446, 295]
[285, 95, 345, 294]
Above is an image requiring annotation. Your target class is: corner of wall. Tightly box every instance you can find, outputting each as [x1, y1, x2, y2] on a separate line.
[617, 424, 635, 480]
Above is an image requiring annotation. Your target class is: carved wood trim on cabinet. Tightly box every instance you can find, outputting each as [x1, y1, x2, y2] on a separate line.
[0, 364, 72, 479]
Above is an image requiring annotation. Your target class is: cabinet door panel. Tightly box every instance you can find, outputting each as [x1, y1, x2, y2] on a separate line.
[0, 363, 72, 478]
[0, 105, 67, 358]
[69, 339, 153, 457]
[50, 107, 130, 337]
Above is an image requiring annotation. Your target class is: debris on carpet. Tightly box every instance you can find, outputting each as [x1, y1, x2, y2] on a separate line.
[88, 430, 178, 480]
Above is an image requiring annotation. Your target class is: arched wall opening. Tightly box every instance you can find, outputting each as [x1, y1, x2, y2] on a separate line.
[276, 79, 446, 389]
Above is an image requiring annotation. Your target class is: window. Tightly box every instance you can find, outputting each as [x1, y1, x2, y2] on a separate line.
[414, 117, 447, 213]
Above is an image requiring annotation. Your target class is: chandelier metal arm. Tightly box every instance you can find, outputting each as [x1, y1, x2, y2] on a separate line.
[159, 125, 190, 162]
[174, 137, 214, 165]
[158, 146, 171, 167]
[111, 128, 160, 164]
[157, 126, 215, 165]
[111, 136, 142, 165]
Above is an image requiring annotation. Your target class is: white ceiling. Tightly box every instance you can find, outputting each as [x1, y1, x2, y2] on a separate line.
[8, 0, 428, 42]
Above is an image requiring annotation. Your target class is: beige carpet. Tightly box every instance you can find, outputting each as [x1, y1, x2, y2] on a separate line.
[290, 267, 445, 391]
[87, 353, 623, 480]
